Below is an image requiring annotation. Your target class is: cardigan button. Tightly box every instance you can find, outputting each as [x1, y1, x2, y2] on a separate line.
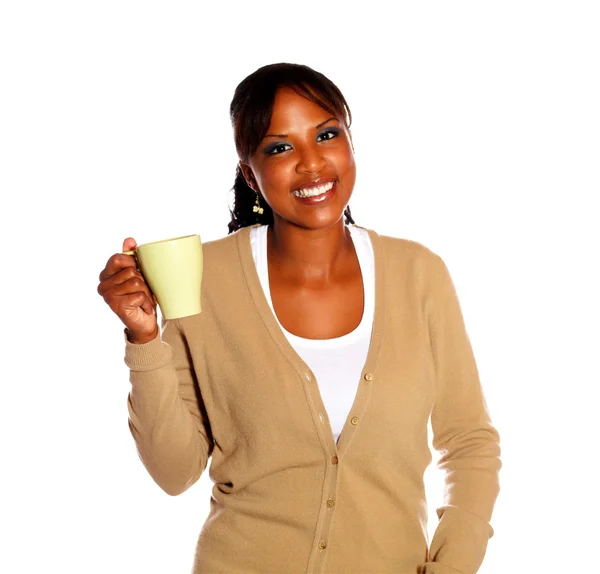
[331, 455, 339, 465]
[318, 540, 327, 550]
[364, 373, 373, 381]
[351, 416, 359, 425]
[326, 498, 335, 508]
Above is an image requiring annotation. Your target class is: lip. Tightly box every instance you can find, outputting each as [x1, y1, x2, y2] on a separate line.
[292, 180, 337, 205]
[292, 177, 337, 193]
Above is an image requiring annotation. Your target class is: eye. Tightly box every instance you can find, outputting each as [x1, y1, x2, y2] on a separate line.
[266, 143, 292, 155]
[317, 128, 340, 142]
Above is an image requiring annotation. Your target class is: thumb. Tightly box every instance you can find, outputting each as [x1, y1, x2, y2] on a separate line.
[122, 237, 137, 252]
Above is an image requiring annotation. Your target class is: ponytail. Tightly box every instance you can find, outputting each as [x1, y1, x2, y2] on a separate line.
[345, 204, 356, 226]
[227, 165, 274, 234]
[227, 165, 355, 234]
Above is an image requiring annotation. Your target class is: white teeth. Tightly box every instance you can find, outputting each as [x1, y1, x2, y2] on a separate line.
[293, 181, 335, 198]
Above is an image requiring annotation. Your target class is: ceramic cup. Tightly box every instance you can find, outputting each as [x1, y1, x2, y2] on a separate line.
[123, 234, 203, 320]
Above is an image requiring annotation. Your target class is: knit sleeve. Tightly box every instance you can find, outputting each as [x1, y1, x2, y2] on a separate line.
[123, 317, 214, 496]
[422, 254, 501, 574]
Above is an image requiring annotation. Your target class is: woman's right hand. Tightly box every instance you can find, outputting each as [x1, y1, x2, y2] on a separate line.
[98, 237, 159, 344]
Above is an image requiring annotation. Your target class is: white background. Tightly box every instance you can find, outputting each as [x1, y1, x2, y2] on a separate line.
[1, 1, 598, 572]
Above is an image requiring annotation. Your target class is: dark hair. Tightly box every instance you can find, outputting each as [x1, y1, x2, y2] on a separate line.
[227, 63, 355, 234]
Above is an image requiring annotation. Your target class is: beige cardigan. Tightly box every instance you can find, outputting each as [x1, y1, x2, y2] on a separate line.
[124, 224, 501, 574]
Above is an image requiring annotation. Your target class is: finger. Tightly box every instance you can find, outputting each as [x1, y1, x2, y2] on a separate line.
[108, 276, 156, 315]
[123, 291, 156, 316]
[99, 252, 139, 282]
[98, 266, 144, 297]
[122, 237, 137, 253]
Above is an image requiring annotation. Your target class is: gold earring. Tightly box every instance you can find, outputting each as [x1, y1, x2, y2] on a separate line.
[253, 192, 264, 215]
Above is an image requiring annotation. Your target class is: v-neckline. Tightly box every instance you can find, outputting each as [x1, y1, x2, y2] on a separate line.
[235, 223, 387, 457]
[259, 223, 372, 346]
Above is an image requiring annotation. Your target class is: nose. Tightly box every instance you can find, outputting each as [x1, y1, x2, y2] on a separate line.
[295, 143, 326, 174]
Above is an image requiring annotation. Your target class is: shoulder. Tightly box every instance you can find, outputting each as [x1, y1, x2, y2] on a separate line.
[354, 224, 444, 268]
[355, 225, 451, 297]
[198, 226, 261, 291]
[182, 230, 241, 295]
[201, 229, 241, 255]
[199, 227, 248, 272]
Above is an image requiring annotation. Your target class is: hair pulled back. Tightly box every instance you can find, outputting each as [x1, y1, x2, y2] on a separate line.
[227, 63, 355, 234]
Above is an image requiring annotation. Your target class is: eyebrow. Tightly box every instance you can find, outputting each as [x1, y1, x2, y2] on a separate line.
[264, 117, 340, 139]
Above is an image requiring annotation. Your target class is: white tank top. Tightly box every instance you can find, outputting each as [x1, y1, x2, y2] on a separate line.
[250, 224, 375, 444]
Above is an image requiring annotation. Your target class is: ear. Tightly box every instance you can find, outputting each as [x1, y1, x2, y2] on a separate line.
[239, 162, 257, 192]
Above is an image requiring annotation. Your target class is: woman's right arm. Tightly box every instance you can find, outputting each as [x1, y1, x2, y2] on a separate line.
[124, 317, 214, 496]
[98, 238, 214, 496]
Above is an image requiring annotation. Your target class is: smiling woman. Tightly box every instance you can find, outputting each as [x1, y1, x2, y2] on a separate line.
[239, 86, 355, 234]
[105, 62, 502, 574]
[228, 63, 356, 233]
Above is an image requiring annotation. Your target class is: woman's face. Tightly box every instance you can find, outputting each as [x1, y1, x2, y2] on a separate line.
[240, 86, 356, 230]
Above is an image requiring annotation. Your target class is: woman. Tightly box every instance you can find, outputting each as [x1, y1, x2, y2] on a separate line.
[98, 63, 501, 574]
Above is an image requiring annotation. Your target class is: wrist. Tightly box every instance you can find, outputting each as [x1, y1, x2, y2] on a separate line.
[126, 327, 159, 345]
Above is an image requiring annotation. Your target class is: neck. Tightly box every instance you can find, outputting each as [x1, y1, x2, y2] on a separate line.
[267, 218, 354, 285]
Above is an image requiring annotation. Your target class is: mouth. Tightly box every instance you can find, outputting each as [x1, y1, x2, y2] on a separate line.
[291, 180, 337, 204]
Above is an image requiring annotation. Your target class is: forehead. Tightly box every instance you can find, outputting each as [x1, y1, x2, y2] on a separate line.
[269, 86, 334, 128]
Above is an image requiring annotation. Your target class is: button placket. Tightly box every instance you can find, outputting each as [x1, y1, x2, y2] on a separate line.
[305, 367, 378, 572]
[301, 366, 379, 570]
[238, 224, 387, 574]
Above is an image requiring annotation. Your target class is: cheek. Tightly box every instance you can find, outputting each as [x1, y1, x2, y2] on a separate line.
[258, 161, 292, 189]
[334, 145, 356, 180]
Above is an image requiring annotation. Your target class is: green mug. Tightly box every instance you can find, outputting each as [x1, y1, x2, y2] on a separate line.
[123, 234, 203, 320]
